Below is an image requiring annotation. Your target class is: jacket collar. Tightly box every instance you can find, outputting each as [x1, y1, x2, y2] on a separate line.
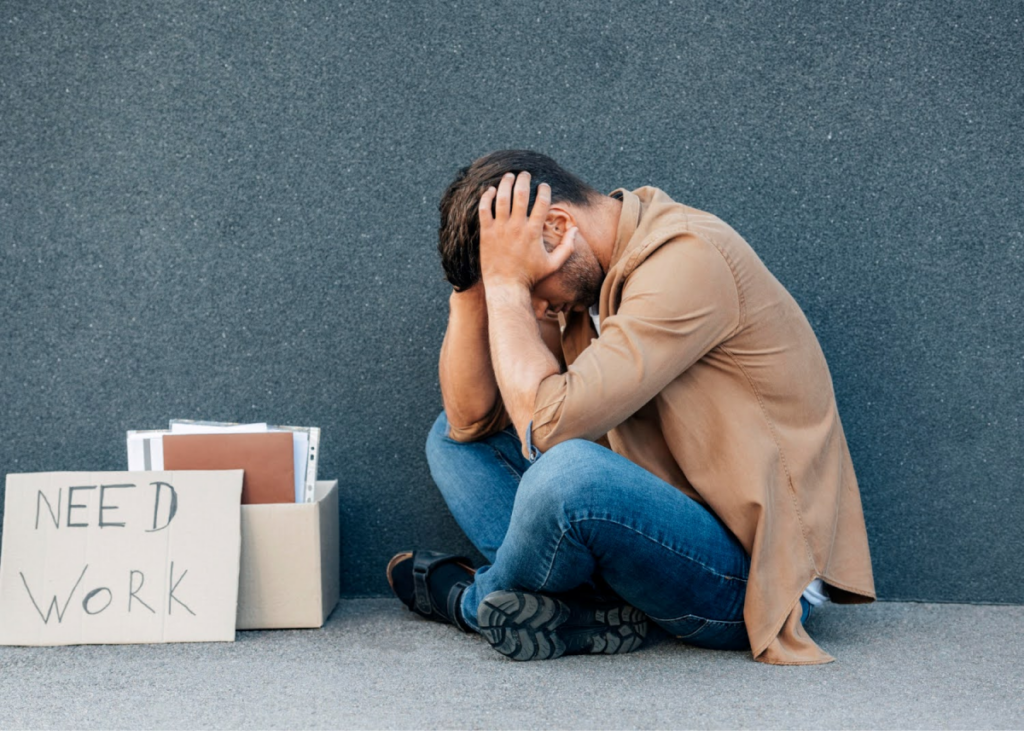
[607, 188, 642, 271]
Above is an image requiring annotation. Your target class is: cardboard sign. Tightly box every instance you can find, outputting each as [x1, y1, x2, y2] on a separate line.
[0, 471, 243, 646]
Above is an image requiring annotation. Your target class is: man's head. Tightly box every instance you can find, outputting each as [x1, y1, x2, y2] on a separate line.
[438, 150, 606, 314]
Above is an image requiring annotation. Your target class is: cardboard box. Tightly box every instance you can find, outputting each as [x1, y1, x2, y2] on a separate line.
[236, 480, 340, 630]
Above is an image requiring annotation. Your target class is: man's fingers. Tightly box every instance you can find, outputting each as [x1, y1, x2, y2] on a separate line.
[478, 186, 497, 227]
[511, 172, 531, 220]
[548, 227, 577, 272]
[529, 182, 551, 230]
[494, 173, 515, 222]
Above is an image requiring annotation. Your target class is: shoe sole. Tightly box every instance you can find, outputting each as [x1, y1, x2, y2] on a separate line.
[477, 590, 647, 661]
[385, 552, 413, 593]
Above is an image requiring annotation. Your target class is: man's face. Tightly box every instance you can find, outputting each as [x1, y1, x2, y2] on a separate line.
[531, 231, 604, 319]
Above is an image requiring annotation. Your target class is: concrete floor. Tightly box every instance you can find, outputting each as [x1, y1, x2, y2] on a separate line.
[0, 598, 1021, 729]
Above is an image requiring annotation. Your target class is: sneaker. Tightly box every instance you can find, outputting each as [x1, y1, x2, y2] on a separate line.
[477, 590, 648, 661]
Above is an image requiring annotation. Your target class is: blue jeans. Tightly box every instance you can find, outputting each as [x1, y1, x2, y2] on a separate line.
[426, 412, 808, 651]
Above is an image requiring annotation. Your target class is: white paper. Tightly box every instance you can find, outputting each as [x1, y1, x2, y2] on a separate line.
[289, 431, 309, 503]
[126, 430, 167, 471]
[169, 422, 268, 435]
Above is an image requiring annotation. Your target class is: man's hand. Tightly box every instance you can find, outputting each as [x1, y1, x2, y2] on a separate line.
[475, 171, 572, 457]
[478, 172, 576, 290]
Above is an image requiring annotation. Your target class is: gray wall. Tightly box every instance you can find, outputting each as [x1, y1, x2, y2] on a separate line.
[1, 1, 1021, 602]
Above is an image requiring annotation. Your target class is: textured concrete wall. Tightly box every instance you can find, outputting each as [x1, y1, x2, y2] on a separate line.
[1, 1, 1021, 602]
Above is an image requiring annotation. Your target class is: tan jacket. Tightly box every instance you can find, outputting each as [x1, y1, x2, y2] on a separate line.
[453, 187, 875, 664]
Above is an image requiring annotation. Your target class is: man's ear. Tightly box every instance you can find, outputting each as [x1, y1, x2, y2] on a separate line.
[543, 206, 575, 248]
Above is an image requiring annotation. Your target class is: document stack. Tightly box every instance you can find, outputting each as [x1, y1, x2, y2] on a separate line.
[126, 420, 321, 504]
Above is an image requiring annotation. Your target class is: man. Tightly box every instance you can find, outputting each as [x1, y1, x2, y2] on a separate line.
[387, 150, 875, 665]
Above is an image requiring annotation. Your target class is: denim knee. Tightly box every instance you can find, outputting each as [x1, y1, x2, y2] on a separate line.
[516, 439, 608, 516]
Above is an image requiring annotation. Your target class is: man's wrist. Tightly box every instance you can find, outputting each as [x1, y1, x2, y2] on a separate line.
[482, 276, 530, 300]
[450, 284, 486, 312]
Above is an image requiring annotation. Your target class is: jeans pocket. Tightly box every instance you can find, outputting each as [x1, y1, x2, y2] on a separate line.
[655, 614, 750, 651]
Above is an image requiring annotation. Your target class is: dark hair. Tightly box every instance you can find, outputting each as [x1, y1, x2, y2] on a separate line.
[438, 149, 599, 291]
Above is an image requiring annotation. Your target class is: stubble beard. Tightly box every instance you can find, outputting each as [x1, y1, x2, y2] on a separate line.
[562, 247, 603, 310]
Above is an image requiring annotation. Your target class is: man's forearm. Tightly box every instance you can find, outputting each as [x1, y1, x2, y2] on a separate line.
[439, 287, 500, 428]
[484, 283, 560, 453]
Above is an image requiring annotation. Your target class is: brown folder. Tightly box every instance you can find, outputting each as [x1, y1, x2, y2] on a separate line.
[163, 432, 295, 505]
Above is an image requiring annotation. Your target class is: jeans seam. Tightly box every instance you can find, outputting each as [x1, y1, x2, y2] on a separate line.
[537, 529, 570, 591]
[491, 446, 524, 481]
[659, 619, 707, 639]
[650, 611, 745, 625]
[567, 515, 749, 583]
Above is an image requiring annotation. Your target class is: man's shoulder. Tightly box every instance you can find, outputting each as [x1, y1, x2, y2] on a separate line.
[636, 187, 754, 262]
[631, 186, 714, 220]
[616, 190, 734, 274]
[625, 233, 738, 296]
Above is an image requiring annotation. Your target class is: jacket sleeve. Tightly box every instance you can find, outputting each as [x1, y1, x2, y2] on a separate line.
[530, 234, 741, 452]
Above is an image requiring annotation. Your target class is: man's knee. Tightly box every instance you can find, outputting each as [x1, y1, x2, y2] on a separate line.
[541, 438, 606, 463]
[517, 439, 608, 513]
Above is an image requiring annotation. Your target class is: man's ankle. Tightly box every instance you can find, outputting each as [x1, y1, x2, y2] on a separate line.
[449, 582, 473, 632]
